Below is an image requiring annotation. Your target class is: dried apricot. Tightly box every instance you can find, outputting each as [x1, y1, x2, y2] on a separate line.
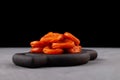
[30, 32, 82, 54]
[43, 46, 64, 54]
[64, 32, 80, 45]
[52, 39, 75, 49]
[30, 40, 46, 48]
[67, 46, 82, 53]
[30, 47, 43, 53]
[40, 32, 64, 43]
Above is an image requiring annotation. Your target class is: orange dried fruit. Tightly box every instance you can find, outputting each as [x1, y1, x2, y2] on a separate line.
[40, 32, 64, 43]
[30, 40, 47, 48]
[64, 32, 80, 45]
[30, 32, 82, 54]
[30, 47, 43, 53]
[52, 39, 75, 49]
[67, 46, 82, 53]
[43, 46, 64, 54]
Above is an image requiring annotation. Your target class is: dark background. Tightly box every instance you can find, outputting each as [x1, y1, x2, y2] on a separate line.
[0, 3, 119, 47]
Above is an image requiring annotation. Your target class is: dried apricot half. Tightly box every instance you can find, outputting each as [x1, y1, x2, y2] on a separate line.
[43, 46, 64, 54]
[40, 32, 64, 43]
[64, 32, 80, 45]
[67, 46, 82, 53]
[52, 39, 75, 49]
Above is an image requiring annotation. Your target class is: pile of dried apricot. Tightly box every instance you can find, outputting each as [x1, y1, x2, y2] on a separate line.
[30, 32, 82, 54]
